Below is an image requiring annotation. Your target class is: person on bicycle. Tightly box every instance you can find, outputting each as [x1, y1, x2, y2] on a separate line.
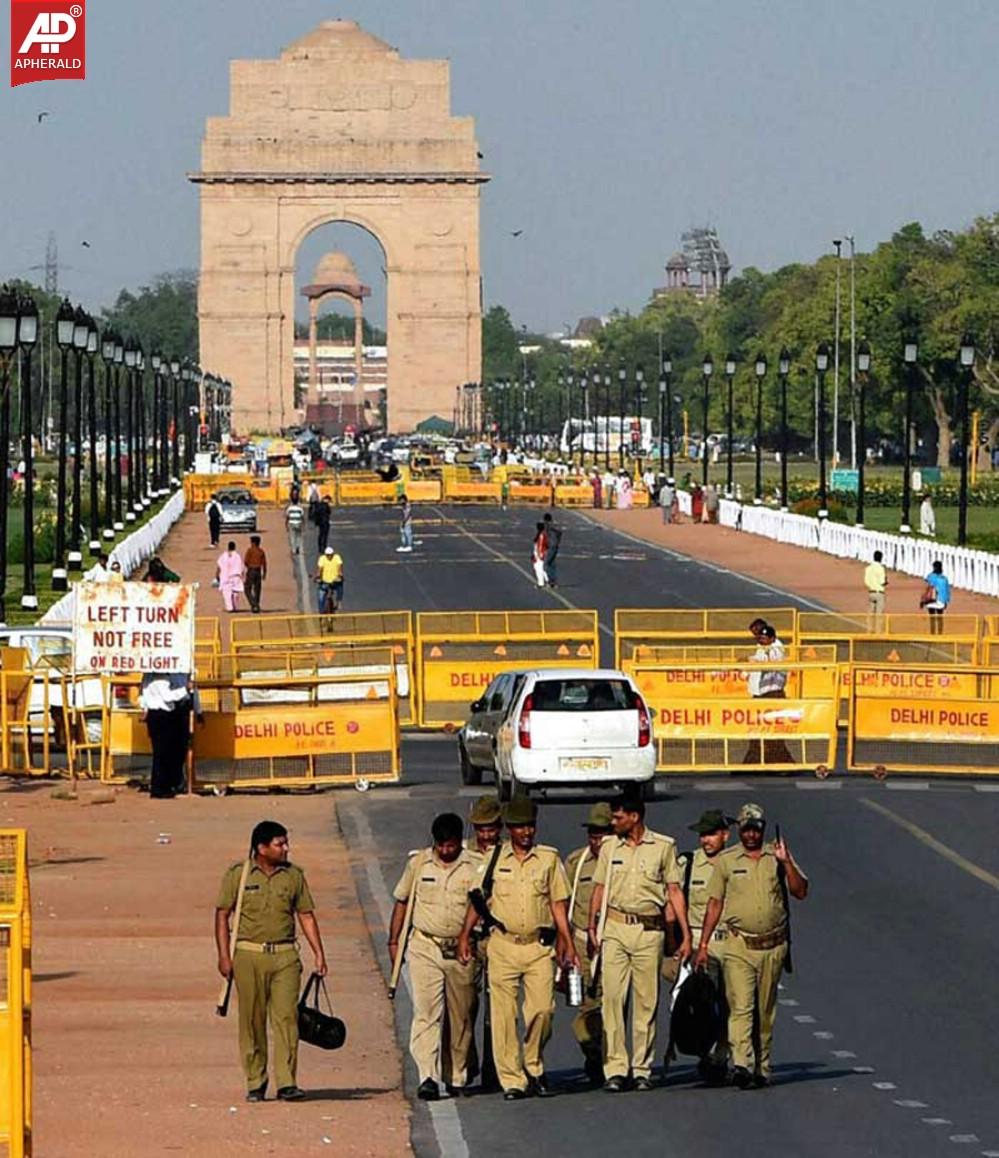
[314, 546, 344, 613]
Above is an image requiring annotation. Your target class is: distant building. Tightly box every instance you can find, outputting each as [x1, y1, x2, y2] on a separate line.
[653, 227, 731, 301]
[293, 339, 387, 434]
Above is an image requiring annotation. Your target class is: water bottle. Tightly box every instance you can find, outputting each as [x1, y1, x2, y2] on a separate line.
[566, 965, 583, 1007]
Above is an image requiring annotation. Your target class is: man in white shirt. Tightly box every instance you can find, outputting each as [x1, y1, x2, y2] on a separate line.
[139, 673, 201, 799]
[744, 621, 792, 766]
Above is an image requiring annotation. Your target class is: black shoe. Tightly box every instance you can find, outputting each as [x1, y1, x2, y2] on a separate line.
[633, 1076, 655, 1092]
[603, 1075, 627, 1093]
[277, 1085, 306, 1101]
[527, 1075, 553, 1098]
[245, 1082, 267, 1103]
[731, 1067, 753, 1090]
[752, 1072, 770, 1089]
[417, 1079, 440, 1102]
[503, 1087, 527, 1101]
[445, 1085, 469, 1098]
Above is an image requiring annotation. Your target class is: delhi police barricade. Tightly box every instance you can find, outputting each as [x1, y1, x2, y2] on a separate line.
[614, 608, 799, 672]
[984, 616, 999, 666]
[631, 660, 839, 775]
[416, 609, 599, 728]
[0, 828, 31, 1158]
[848, 663, 999, 776]
[230, 610, 417, 726]
[553, 477, 595, 507]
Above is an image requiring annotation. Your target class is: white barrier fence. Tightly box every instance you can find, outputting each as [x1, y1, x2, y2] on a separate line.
[40, 490, 187, 624]
[714, 497, 999, 599]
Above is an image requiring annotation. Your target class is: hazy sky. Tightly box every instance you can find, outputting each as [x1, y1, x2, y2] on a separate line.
[4, 0, 998, 334]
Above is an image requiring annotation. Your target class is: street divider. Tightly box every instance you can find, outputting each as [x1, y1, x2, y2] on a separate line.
[0, 829, 31, 1158]
[416, 609, 599, 728]
[615, 608, 799, 671]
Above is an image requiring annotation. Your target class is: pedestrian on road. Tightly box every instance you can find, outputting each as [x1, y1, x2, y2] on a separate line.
[315, 496, 332, 554]
[694, 802, 808, 1089]
[531, 522, 548, 587]
[660, 477, 677, 525]
[466, 796, 502, 856]
[139, 671, 200, 799]
[216, 542, 246, 613]
[591, 471, 603, 509]
[564, 802, 614, 1086]
[243, 535, 268, 614]
[744, 620, 792, 766]
[285, 498, 305, 557]
[215, 821, 328, 1103]
[389, 813, 482, 1101]
[206, 495, 222, 548]
[458, 797, 577, 1100]
[588, 791, 691, 1092]
[307, 481, 321, 525]
[864, 550, 888, 632]
[397, 494, 414, 552]
[315, 545, 344, 613]
[542, 512, 562, 588]
[919, 493, 937, 537]
[703, 482, 719, 524]
[920, 559, 951, 635]
[616, 472, 633, 510]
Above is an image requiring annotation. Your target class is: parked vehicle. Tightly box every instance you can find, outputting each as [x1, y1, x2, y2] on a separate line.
[214, 487, 258, 533]
[457, 667, 656, 800]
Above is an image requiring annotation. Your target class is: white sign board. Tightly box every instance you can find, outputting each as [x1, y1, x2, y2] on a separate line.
[73, 581, 196, 675]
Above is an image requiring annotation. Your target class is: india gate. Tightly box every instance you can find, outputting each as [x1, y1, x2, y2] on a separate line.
[190, 21, 487, 434]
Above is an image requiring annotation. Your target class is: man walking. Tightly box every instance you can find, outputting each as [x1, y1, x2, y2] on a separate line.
[466, 796, 502, 855]
[744, 620, 793, 766]
[458, 797, 576, 1100]
[206, 495, 222, 548]
[285, 496, 305, 557]
[243, 535, 268, 614]
[660, 477, 677, 525]
[397, 494, 414, 552]
[215, 821, 328, 1102]
[389, 813, 482, 1101]
[864, 550, 888, 632]
[565, 802, 613, 1085]
[139, 671, 199, 799]
[542, 512, 563, 588]
[315, 546, 344, 614]
[315, 495, 333, 554]
[588, 791, 690, 1092]
[695, 803, 808, 1089]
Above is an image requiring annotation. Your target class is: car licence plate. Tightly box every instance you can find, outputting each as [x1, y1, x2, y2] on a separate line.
[560, 757, 611, 773]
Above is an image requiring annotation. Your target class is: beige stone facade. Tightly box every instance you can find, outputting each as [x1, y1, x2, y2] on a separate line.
[191, 21, 487, 434]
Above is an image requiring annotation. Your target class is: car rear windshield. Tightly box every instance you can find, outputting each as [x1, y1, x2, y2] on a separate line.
[531, 679, 636, 712]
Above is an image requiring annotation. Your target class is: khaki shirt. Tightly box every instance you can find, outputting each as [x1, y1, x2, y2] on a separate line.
[216, 861, 315, 944]
[684, 847, 727, 933]
[464, 835, 497, 857]
[706, 844, 786, 935]
[565, 845, 602, 930]
[864, 561, 887, 593]
[393, 847, 481, 939]
[482, 842, 570, 936]
[593, 828, 682, 915]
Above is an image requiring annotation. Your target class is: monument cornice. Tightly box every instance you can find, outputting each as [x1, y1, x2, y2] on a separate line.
[188, 170, 490, 186]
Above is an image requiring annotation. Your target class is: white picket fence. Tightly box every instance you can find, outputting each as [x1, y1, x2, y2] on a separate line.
[40, 490, 187, 624]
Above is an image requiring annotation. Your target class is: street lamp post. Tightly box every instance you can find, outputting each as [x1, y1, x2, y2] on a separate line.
[0, 288, 17, 626]
[68, 305, 89, 573]
[856, 342, 871, 527]
[52, 299, 75, 592]
[17, 293, 39, 611]
[151, 351, 162, 496]
[601, 366, 611, 470]
[634, 367, 645, 475]
[900, 335, 918, 534]
[101, 330, 116, 540]
[778, 348, 791, 511]
[123, 339, 137, 522]
[754, 353, 767, 503]
[580, 373, 589, 469]
[701, 354, 713, 486]
[724, 353, 737, 498]
[661, 353, 673, 478]
[957, 335, 975, 547]
[617, 363, 626, 470]
[816, 342, 830, 519]
[137, 345, 149, 507]
[112, 335, 124, 529]
[169, 357, 181, 484]
[86, 318, 101, 555]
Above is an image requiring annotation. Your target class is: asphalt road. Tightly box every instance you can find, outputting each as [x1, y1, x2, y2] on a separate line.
[309, 505, 999, 1158]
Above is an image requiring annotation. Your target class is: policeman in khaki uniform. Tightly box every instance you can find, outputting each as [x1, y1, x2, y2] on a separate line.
[215, 820, 328, 1102]
[695, 802, 808, 1088]
[466, 796, 503, 855]
[564, 802, 613, 1085]
[388, 813, 481, 1101]
[588, 792, 691, 1092]
[458, 797, 577, 1100]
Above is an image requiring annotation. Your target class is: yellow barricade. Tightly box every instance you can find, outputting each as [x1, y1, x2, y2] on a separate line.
[0, 829, 31, 1158]
[633, 643, 837, 666]
[615, 608, 799, 670]
[0, 668, 64, 777]
[508, 480, 553, 505]
[444, 478, 502, 503]
[230, 611, 416, 725]
[416, 609, 599, 728]
[338, 479, 402, 504]
[848, 664, 999, 776]
[632, 661, 839, 774]
[984, 638, 999, 667]
[553, 481, 594, 507]
[184, 473, 253, 509]
[407, 480, 443, 502]
[797, 612, 981, 663]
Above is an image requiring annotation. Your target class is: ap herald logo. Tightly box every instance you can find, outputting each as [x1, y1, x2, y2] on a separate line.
[10, 0, 85, 87]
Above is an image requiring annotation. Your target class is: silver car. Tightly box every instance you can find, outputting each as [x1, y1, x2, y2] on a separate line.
[215, 487, 257, 533]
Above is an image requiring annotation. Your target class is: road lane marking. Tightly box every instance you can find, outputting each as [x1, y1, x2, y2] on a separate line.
[860, 797, 999, 891]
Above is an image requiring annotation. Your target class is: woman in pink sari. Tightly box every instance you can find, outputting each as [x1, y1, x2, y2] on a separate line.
[215, 541, 245, 612]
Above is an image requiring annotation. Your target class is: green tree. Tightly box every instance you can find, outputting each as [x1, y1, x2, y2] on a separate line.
[101, 271, 198, 361]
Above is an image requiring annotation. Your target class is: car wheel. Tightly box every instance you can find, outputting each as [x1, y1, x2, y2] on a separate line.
[459, 743, 482, 786]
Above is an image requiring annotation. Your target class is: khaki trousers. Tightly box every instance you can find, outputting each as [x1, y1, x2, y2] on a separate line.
[486, 933, 555, 1092]
[867, 590, 886, 632]
[233, 947, 302, 1091]
[723, 935, 787, 1077]
[601, 923, 664, 1080]
[571, 928, 602, 1061]
[408, 931, 477, 1087]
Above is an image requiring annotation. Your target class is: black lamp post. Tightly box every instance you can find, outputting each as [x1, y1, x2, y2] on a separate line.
[701, 354, 713, 486]
[580, 373, 589, 468]
[754, 352, 767, 503]
[778, 347, 791, 511]
[52, 298, 75, 592]
[0, 287, 17, 626]
[17, 293, 39, 611]
[68, 305, 89, 573]
[555, 373, 564, 454]
[112, 334, 125, 529]
[183, 364, 196, 470]
[617, 363, 626, 469]
[724, 353, 737, 498]
[151, 351, 162, 496]
[170, 357, 181, 485]
[601, 366, 611, 470]
[957, 335, 975, 547]
[816, 342, 831, 519]
[136, 344, 149, 508]
[658, 373, 667, 475]
[634, 366, 645, 474]
[856, 341, 871, 527]
[661, 353, 673, 477]
[101, 330, 116, 541]
[86, 318, 101, 555]
[123, 339, 137, 522]
[900, 335, 918, 534]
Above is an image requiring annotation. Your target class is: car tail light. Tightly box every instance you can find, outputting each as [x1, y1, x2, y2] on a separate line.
[518, 694, 533, 749]
[637, 696, 652, 748]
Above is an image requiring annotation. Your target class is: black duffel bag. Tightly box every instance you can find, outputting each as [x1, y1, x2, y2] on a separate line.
[298, 972, 347, 1051]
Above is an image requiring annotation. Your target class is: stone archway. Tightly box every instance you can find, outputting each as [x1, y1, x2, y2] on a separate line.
[191, 20, 487, 434]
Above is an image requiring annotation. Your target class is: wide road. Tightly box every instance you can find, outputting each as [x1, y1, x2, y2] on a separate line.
[308, 505, 999, 1158]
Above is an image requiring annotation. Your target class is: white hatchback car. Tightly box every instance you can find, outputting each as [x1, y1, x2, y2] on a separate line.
[458, 668, 656, 801]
